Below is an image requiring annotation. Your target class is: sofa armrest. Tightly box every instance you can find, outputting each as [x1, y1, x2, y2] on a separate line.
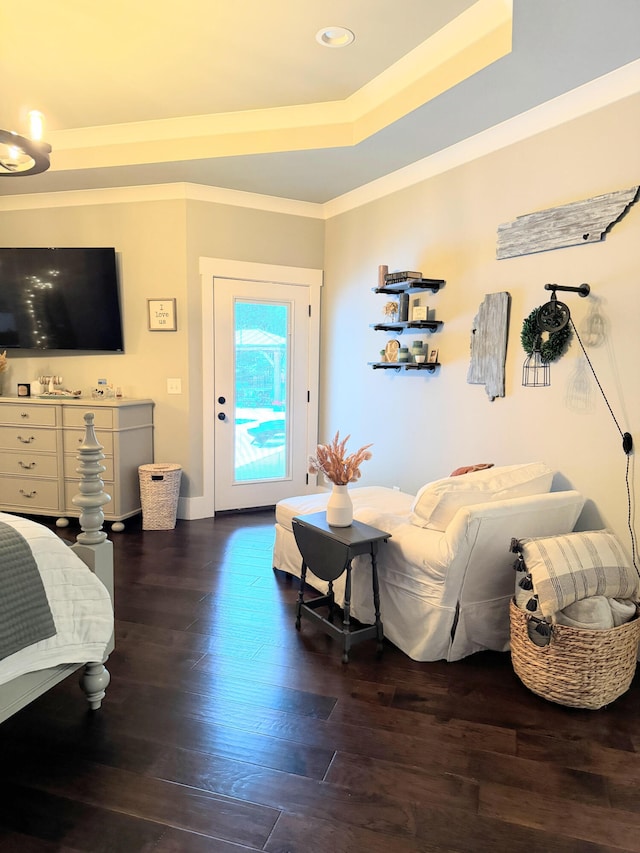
[438, 490, 585, 609]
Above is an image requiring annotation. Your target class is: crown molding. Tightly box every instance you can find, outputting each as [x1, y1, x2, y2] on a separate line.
[0, 182, 324, 217]
[1, 57, 638, 220]
[324, 57, 640, 218]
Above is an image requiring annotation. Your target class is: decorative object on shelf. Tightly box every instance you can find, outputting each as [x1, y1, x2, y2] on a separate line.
[428, 348, 439, 364]
[497, 185, 639, 259]
[148, 298, 177, 331]
[384, 270, 422, 284]
[92, 379, 115, 399]
[0, 111, 51, 177]
[398, 347, 409, 363]
[398, 293, 409, 322]
[384, 339, 400, 362]
[308, 431, 373, 528]
[412, 305, 428, 321]
[17, 383, 30, 398]
[377, 265, 388, 289]
[37, 375, 81, 398]
[410, 340, 425, 361]
[467, 291, 510, 401]
[382, 301, 399, 322]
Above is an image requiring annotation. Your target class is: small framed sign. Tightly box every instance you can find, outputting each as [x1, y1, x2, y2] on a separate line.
[148, 298, 177, 331]
[412, 305, 428, 321]
[427, 348, 439, 364]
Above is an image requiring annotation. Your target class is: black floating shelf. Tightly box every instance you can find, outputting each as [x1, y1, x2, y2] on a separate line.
[371, 320, 443, 333]
[369, 362, 440, 372]
[404, 362, 440, 371]
[373, 278, 445, 294]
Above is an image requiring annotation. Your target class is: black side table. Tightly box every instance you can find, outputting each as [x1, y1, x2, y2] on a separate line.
[292, 511, 391, 663]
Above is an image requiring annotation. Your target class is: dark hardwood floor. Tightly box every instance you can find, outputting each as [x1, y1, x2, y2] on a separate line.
[1, 510, 640, 852]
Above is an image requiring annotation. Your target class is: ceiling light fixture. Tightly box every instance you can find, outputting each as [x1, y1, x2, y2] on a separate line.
[315, 26, 355, 48]
[0, 111, 52, 177]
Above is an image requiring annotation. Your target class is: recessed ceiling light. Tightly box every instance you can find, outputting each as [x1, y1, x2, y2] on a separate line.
[315, 27, 355, 48]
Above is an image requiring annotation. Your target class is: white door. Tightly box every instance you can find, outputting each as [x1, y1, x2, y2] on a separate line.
[213, 278, 315, 510]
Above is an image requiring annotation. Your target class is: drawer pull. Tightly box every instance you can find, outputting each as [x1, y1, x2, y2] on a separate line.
[20, 412, 30, 419]
[17, 435, 36, 444]
[19, 489, 37, 498]
[18, 461, 36, 470]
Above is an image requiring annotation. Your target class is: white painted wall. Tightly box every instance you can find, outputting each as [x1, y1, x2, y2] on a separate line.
[1, 91, 638, 550]
[0, 194, 325, 502]
[321, 91, 640, 548]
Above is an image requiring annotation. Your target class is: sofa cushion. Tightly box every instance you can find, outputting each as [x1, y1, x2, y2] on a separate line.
[275, 486, 414, 533]
[410, 462, 554, 531]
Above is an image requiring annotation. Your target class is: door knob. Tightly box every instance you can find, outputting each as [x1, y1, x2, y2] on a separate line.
[218, 412, 226, 421]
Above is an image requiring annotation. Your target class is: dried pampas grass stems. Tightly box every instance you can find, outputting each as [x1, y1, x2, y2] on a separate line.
[308, 431, 373, 486]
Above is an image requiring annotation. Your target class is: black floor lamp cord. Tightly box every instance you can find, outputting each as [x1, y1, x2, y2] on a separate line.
[571, 320, 638, 577]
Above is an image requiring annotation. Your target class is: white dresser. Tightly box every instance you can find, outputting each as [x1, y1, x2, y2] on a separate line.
[0, 397, 154, 529]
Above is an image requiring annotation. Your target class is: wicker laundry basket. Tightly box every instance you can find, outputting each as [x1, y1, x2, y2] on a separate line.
[509, 598, 640, 709]
[139, 463, 182, 530]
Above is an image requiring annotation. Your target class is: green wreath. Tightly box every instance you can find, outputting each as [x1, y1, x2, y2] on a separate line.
[521, 307, 572, 363]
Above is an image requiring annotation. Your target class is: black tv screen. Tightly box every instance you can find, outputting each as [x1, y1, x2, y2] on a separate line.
[0, 247, 124, 352]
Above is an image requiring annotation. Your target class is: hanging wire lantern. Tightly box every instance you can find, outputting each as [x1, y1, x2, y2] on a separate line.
[522, 347, 550, 387]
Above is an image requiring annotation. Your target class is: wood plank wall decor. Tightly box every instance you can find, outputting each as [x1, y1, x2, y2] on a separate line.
[467, 291, 510, 401]
[496, 185, 639, 259]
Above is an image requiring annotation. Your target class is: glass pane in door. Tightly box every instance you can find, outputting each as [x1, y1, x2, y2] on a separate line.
[233, 300, 289, 482]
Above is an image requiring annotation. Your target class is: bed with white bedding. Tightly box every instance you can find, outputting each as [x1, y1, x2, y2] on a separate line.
[0, 413, 114, 723]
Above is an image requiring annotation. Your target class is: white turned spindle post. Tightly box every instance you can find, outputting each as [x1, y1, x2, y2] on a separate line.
[71, 413, 112, 545]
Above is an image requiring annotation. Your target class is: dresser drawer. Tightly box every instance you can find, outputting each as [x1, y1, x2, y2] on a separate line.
[63, 430, 113, 456]
[0, 425, 59, 452]
[62, 407, 114, 430]
[0, 476, 60, 512]
[0, 404, 58, 427]
[0, 450, 59, 478]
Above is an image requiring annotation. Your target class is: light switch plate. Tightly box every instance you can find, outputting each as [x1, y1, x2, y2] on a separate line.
[167, 378, 182, 394]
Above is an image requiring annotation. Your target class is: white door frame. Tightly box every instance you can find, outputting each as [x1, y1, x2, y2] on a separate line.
[199, 257, 322, 518]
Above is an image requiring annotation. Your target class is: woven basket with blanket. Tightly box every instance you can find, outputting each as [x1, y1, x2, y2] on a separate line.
[510, 530, 640, 709]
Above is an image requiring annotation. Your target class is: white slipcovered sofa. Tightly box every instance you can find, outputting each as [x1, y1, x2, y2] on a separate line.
[272, 464, 585, 661]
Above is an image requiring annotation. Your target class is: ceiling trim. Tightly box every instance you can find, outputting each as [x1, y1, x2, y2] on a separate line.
[1, 56, 637, 220]
[43, 0, 511, 173]
[0, 182, 325, 217]
[324, 56, 640, 219]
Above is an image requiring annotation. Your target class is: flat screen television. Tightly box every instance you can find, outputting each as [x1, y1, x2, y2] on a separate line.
[0, 247, 124, 352]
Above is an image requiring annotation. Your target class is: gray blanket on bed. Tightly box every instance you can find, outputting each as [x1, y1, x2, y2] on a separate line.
[0, 521, 56, 661]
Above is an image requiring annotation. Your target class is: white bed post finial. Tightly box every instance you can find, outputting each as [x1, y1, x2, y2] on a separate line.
[71, 413, 112, 545]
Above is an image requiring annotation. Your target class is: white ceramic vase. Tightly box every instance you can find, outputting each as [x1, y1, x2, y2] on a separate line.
[326, 484, 353, 527]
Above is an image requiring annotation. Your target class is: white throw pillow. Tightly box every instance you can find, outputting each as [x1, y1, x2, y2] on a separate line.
[409, 462, 554, 531]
